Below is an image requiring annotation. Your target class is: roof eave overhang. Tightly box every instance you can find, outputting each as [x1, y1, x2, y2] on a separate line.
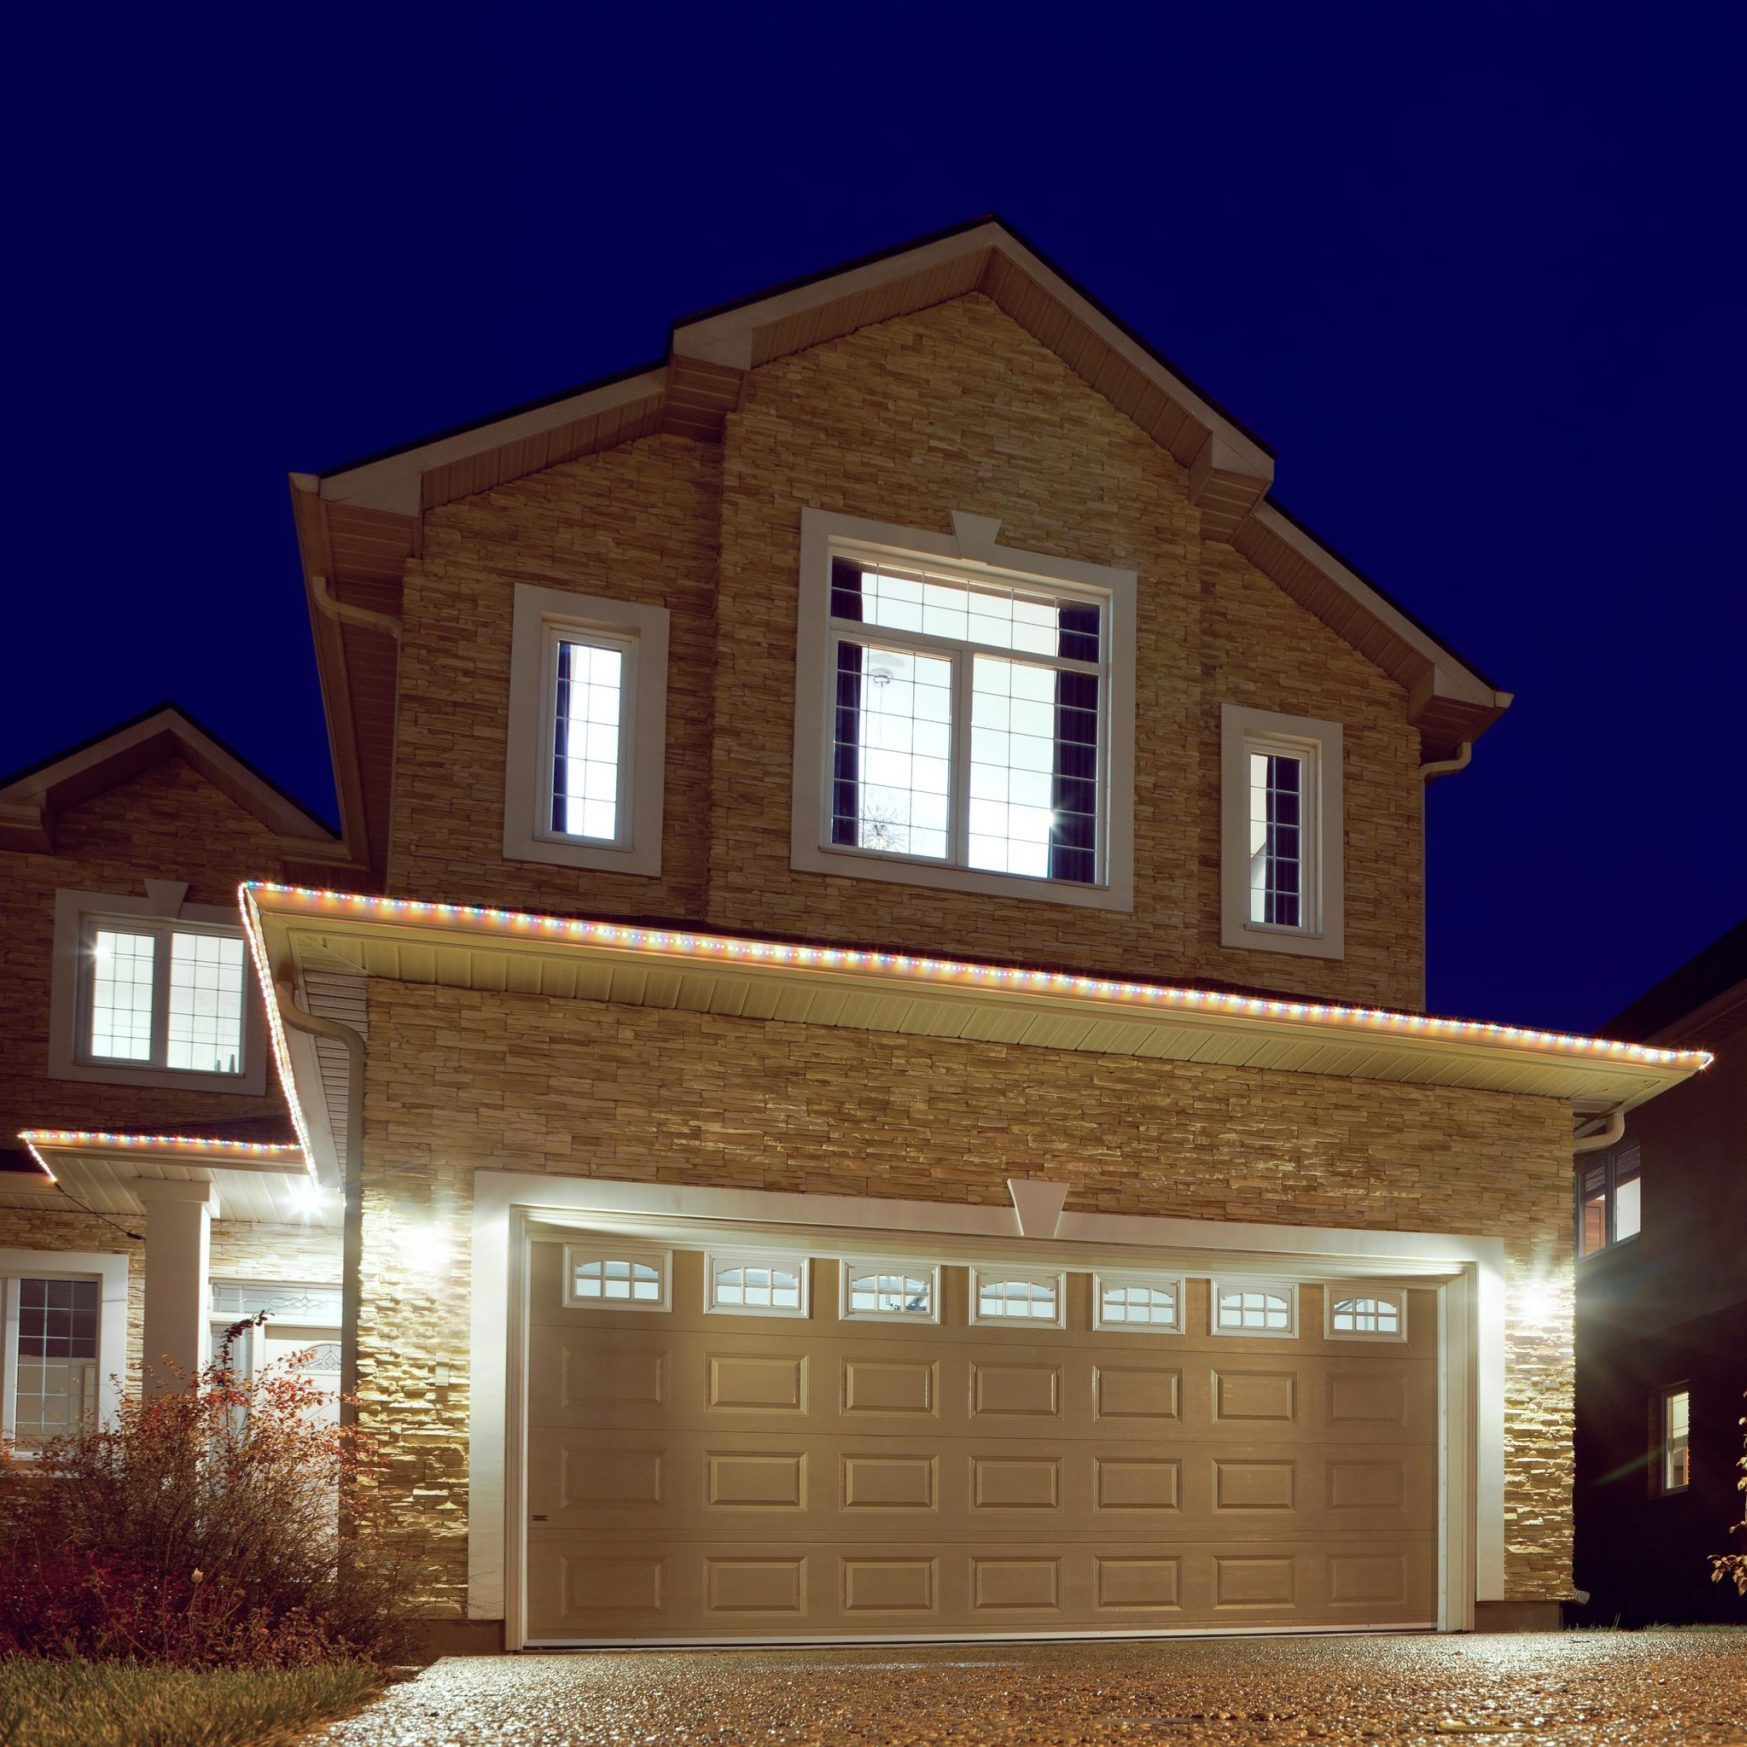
[243, 883, 1710, 1130]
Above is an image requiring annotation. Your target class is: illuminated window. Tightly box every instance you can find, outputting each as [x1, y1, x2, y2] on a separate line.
[842, 1262, 939, 1322]
[1658, 1386, 1690, 1493]
[85, 921, 246, 1074]
[793, 510, 1137, 911]
[1327, 1288, 1406, 1341]
[1220, 706, 1344, 961]
[706, 1254, 808, 1318]
[1577, 1145, 1642, 1258]
[1212, 1280, 1297, 1336]
[1093, 1275, 1182, 1332]
[2, 1276, 99, 1452]
[504, 585, 668, 876]
[562, 1246, 669, 1311]
[970, 1270, 1065, 1327]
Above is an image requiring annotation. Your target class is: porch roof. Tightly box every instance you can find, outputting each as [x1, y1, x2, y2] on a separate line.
[244, 883, 1711, 1180]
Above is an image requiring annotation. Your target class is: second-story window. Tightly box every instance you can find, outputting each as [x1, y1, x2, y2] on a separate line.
[1578, 1145, 1642, 1257]
[503, 585, 669, 877]
[792, 510, 1137, 911]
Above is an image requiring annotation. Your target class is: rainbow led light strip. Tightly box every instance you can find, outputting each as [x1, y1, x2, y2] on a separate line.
[19, 1130, 308, 1185]
[239, 881, 1712, 1073]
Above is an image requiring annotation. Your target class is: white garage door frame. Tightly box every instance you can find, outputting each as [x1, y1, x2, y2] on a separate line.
[466, 1170, 1505, 1647]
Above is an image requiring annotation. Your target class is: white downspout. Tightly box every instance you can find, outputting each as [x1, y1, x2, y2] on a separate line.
[1572, 1106, 1626, 1155]
[1420, 741, 1473, 783]
[274, 980, 366, 1425]
[311, 573, 402, 642]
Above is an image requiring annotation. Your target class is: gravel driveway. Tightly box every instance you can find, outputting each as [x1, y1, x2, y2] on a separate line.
[314, 1630, 1747, 1746]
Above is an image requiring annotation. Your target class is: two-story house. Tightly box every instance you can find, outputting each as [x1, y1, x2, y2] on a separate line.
[2, 219, 1709, 1651]
[1573, 919, 1747, 1624]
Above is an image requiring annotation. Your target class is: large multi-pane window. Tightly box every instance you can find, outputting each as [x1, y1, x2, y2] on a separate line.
[826, 555, 1109, 887]
[1, 1276, 99, 1451]
[83, 919, 248, 1075]
[1577, 1145, 1642, 1258]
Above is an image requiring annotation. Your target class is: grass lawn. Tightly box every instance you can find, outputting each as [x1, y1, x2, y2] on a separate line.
[0, 1659, 381, 1747]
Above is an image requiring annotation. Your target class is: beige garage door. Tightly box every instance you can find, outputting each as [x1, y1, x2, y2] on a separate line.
[523, 1240, 1440, 1643]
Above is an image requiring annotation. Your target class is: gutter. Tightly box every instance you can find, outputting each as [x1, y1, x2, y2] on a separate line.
[272, 980, 365, 1426]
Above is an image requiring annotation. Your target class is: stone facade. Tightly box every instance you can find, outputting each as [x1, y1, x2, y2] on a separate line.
[386, 295, 1424, 1012]
[359, 978, 1575, 1612]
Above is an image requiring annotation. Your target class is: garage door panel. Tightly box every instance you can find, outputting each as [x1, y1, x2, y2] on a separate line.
[523, 1240, 1444, 1640]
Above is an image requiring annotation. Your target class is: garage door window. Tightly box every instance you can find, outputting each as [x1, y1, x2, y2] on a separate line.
[970, 1270, 1065, 1327]
[1093, 1275, 1182, 1331]
[563, 1246, 669, 1310]
[1211, 1280, 1297, 1336]
[842, 1263, 939, 1322]
[1326, 1288, 1406, 1341]
[707, 1254, 809, 1317]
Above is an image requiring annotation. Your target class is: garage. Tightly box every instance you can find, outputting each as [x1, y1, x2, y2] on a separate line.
[521, 1230, 1441, 1644]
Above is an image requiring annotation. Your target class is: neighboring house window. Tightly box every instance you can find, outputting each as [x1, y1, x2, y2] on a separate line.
[1211, 1280, 1298, 1336]
[1657, 1386, 1691, 1493]
[1326, 1286, 1407, 1341]
[503, 584, 669, 876]
[49, 890, 267, 1094]
[791, 508, 1137, 911]
[561, 1246, 670, 1311]
[1093, 1274, 1183, 1332]
[1, 1274, 99, 1451]
[969, 1270, 1065, 1327]
[1577, 1145, 1642, 1258]
[706, 1253, 808, 1318]
[1219, 705, 1344, 960]
[841, 1262, 940, 1322]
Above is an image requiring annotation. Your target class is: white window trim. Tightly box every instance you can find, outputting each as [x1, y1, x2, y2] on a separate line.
[791, 507, 1136, 912]
[1219, 704, 1344, 961]
[703, 1249, 811, 1319]
[1324, 1283, 1408, 1343]
[0, 1248, 128, 1455]
[560, 1243, 671, 1312]
[1091, 1270, 1184, 1333]
[48, 888, 267, 1095]
[968, 1266, 1067, 1329]
[503, 584, 668, 876]
[839, 1258, 942, 1324]
[1209, 1276, 1300, 1338]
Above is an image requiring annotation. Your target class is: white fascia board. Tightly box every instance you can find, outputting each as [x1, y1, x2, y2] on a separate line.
[672, 222, 1274, 485]
[315, 367, 669, 516]
[1247, 503, 1507, 710]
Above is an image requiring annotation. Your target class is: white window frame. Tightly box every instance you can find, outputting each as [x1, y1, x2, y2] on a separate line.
[968, 1267, 1067, 1329]
[1209, 1277, 1299, 1338]
[1324, 1284, 1408, 1343]
[1091, 1270, 1184, 1333]
[560, 1243, 671, 1312]
[503, 584, 668, 876]
[1219, 704, 1344, 961]
[703, 1250, 810, 1319]
[791, 508, 1136, 911]
[839, 1259, 942, 1324]
[48, 888, 267, 1095]
[0, 1249, 128, 1456]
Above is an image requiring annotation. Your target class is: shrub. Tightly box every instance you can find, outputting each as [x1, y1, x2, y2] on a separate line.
[0, 1317, 418, 1668]
[1711, 1389, 1747, 1600]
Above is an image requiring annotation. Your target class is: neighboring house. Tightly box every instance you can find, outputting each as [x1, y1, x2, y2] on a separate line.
[0, 219, 1711, 1650]
[0, 704, 354, 1441]
[1573, 920, 1747, 1625]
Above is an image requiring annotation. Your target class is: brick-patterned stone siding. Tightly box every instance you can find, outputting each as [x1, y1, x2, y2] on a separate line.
[385, 295, 1424, 1013]
[360, 979, 1575, 1614]
[0, 755, 292, 1142]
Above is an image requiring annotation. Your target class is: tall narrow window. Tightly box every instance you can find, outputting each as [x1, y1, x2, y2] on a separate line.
[1577, 1145, 1642, 1257]
[794, 511, 1137, 911]
[1659, 1387, 1690, 1493]
[549, 634, 628, 843]
[5, 1278, 99, 1450]
[1249, 750, 1305, 927]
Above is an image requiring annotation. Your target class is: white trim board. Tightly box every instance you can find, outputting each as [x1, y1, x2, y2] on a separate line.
[466, 1171, 1505, 1642]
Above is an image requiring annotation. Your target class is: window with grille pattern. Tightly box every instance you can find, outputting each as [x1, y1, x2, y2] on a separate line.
[707, 1255, 807, 1317]
[4, 1277, 99, 1450]
[1212, 1280, 1297, 1336]
[563, 1247, 669, 1311]
[1327, 1289, 1406, 1341]
[842, 1263, 939, 1322]
[84, 920, 246, 1075]
[1094, 1276, 1182, 1331]
[970, 1270, 1065, 1326]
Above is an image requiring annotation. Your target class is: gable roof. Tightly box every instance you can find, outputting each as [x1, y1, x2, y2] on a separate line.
[291, 215, 1512, 869]
[0, 701, 344, 858]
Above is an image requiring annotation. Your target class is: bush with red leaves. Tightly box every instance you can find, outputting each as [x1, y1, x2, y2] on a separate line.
[0, 1317, 420, 1668]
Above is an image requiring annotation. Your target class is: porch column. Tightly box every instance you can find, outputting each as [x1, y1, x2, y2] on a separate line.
[135, 1178, 216, 1395]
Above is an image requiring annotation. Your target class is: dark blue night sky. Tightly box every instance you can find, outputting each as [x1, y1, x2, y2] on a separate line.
[8, 6, 1743, 1033]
